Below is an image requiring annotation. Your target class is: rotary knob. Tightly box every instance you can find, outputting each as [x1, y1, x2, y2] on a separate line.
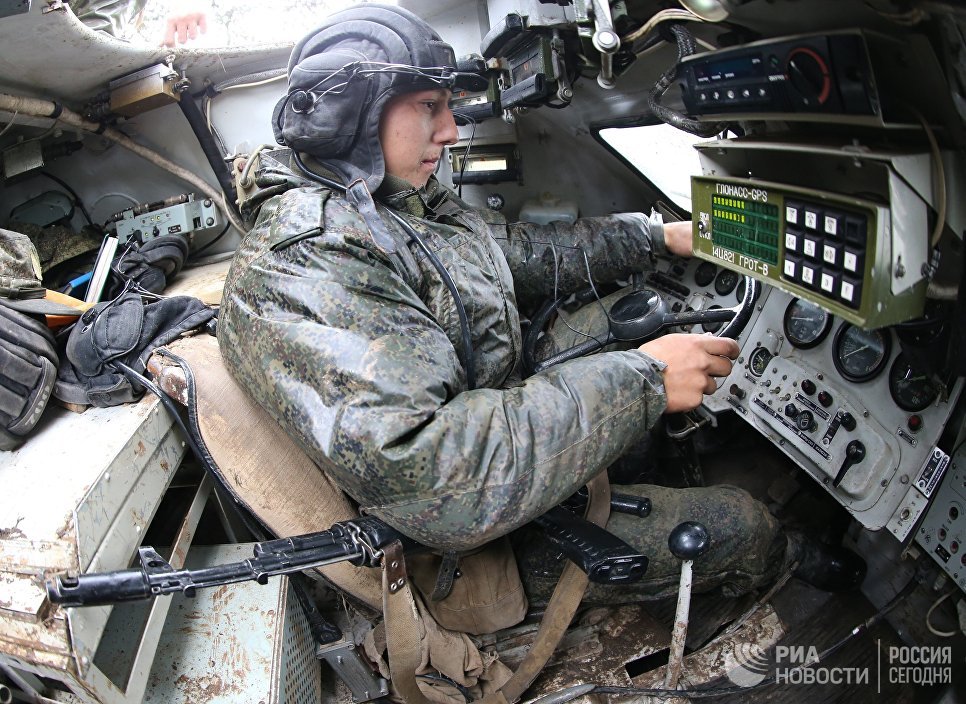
[786, 47, 831, 106]
[796, 409, 816, 433]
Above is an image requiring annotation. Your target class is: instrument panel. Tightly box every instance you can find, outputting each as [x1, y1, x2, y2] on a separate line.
[690, 174, 927, 330]
[648, 255, 961, 540]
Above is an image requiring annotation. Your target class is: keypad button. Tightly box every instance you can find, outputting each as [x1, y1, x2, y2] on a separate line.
[786, 202, 801, 226]
[843, 246, 864, 275]
[783, 258, 798, 280]
[840, 276, 862, 308]
[820, 270, 840, 295]
[801, 262, 819, 288]
[785, 231, 800, 253]
[824, 213, 844, 237]
[803, 234, 821, 260]
[823, 241, 842, 267]
[844, 215, 866, 244]
[804, 208, 821, 231]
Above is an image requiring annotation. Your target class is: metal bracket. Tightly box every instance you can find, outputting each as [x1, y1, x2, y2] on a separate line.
[317, 638, 389, 703]
[550, 30, 574, 103]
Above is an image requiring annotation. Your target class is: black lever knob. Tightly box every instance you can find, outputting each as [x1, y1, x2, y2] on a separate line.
[832, 440, 866, 487]
[840, 412, 857, 432]
[668, 521, 710, 561]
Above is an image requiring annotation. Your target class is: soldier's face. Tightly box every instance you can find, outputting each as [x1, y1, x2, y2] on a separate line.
[379, 89, 458, 188]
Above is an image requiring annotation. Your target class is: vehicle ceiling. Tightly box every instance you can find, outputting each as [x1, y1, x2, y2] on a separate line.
[0, 2, 290, 106]
[0, 0, 953, 109]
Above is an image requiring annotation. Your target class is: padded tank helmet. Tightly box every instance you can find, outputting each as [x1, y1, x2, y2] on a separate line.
[273, 3, 483, 192]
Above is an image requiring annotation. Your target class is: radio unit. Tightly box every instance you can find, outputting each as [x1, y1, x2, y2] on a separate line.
[679, 31, 955, 130]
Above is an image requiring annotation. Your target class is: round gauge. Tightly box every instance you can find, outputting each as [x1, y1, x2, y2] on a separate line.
[783, 298, 833, 349]
[694, 261, 717, 288]
[714, 268, 740, 296]
[895, 305, 947, 346]
[749, 346, 773, 377]
[702, 305, 724, 333]
[888, 354, 940, 412]
[735, 277, 761, 304]
[832, 324, 892, 383]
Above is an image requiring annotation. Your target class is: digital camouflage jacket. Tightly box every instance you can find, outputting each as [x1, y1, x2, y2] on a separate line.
[219, 155, 671, 550]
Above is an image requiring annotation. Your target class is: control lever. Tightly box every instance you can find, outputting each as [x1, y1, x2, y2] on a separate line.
[590, 0, 620, 89]
[832, 440, 866, 487]
[565, 487, 652, 517]
[664, 521, 710, 692]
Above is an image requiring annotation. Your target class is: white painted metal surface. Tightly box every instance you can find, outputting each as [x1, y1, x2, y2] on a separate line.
[141, 544, 320, 704]
[0, 395, 190, 702]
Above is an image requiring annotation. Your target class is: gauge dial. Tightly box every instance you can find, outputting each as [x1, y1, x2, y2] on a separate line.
[694, 261, 717, 288]
[832, 324, 891, 383]
[889, 354, 940, 412]
[896, 306, 947, 346]
[714, 268, 740, 296]
[735, 277, 760, 303]
[749, 346, 773, 377]
[702, 305, 724, 333]
[783, 298, 833, 349]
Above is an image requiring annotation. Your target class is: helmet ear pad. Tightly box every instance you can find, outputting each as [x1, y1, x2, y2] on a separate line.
[277, 45, 380, 157]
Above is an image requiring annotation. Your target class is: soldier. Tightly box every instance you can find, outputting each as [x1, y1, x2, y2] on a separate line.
[219, 3, 864, 613]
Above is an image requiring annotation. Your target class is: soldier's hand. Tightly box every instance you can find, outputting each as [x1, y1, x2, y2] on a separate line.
[664, 221, 693, 258]
[163, 11, 208, 47]
[639, 333, 739, 413]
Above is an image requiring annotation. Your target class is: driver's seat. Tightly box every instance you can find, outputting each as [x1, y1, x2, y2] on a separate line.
[148, 332, 383, 608]
[145, 331, 605, 704]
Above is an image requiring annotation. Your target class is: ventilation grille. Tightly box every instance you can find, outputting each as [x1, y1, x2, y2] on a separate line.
[281, 580, 322, 704]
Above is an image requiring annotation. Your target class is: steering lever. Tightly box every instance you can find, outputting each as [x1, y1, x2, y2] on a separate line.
[530, 278, 756, 375]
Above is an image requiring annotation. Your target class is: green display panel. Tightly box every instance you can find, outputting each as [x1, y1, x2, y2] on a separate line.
[691, 176, 926, 329]
[710, 195, 780, 266]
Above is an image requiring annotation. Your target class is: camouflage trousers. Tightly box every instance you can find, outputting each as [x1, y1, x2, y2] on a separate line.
[512, 483, 787, 605]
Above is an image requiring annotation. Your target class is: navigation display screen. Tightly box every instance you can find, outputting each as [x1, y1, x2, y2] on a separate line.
[693, 54, 764, 83]
[711, 194, 779, 265]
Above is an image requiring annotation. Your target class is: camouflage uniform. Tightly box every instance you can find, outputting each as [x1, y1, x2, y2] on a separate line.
[219, 154, 786, 598]
[68, 0, 147, 37]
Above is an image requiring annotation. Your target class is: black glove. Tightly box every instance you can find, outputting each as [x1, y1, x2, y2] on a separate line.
[0, 304, 59, 450]
[54, 292, 214, 408]
[108, 235, 189, 296]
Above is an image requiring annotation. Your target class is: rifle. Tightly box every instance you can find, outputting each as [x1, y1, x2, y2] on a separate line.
[47, 515, 413, 607]
[47, 511, 648, 608]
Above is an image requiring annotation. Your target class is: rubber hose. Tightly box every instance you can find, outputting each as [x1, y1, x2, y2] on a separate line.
[177, 95, 240, 221]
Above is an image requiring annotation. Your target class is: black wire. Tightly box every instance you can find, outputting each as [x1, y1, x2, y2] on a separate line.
[113, 361, 209, 465]
[291, 150, 477, 389]
[450, 111, 478, 199]
[37, 171, 96, 228]
[190, 222, 231, 260]
[383, 206, 476, 389]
